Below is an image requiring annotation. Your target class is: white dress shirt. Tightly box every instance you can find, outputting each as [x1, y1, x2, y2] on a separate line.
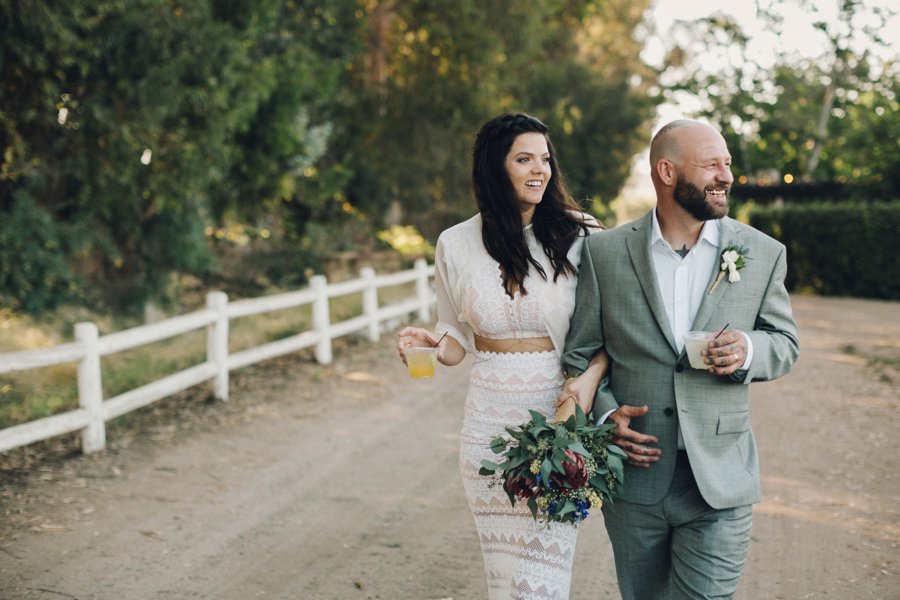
[650, 209, 753, 448]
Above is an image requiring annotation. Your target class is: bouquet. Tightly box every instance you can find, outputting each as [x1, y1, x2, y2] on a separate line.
[479, 401, 626, 526]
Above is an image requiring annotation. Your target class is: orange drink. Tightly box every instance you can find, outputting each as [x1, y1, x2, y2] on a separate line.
[406, 347, 437, 378]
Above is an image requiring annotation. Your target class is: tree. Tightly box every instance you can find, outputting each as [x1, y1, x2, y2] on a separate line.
[0, 0, 358, 310]
[653, 0, 898, 194]
[330, 0, 660, 237]
[1, 0, 662, 313]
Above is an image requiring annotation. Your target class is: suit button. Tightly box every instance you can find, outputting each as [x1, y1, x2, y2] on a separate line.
[675, 364, 684, 373]
[664, 407, 674, 417]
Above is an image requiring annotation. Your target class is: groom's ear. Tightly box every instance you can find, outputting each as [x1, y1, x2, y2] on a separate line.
[656, 159, 677, 187]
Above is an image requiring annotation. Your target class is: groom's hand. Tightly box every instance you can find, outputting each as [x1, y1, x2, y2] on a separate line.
[702, 329, 748, 376]
[609, 405, 660, 468]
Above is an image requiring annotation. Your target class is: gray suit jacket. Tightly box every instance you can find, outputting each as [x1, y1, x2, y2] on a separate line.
[562, 212, 799, 509]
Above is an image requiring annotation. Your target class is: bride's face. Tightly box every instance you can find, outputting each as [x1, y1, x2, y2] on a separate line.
[504, 132, 552, 220]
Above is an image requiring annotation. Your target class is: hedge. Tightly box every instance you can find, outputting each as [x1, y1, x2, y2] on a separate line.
[748, 201, 900, 300]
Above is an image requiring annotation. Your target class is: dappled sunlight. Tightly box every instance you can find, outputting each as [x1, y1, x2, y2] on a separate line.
[0, 309, 63, 351]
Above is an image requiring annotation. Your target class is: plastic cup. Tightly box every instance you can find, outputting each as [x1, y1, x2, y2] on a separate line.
[683, 331, 715, 369]
[405, 346, 438, 378]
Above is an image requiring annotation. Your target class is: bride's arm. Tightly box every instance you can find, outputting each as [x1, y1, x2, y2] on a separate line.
[397, 327, 467, 366]
[557, 349, 609, 415]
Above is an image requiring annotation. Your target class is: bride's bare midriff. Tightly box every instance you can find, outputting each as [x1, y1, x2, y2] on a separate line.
[473, 333, 554, 354]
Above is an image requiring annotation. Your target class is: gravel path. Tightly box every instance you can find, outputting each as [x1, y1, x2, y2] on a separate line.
[1, 295, 898, 599]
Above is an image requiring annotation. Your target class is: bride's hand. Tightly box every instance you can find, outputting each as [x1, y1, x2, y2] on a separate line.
[397, 326, 440, 365]
[555, 374, 594, 415]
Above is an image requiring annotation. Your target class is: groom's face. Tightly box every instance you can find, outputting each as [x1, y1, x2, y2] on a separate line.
[671, 125, 734, 221]
[674, 174, 730, 221]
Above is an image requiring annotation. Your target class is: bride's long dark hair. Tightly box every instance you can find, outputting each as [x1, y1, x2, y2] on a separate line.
[472, 113, 598, 297]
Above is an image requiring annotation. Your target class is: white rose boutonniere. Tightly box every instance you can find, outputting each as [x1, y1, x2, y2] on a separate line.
[708, 245, 749, 295]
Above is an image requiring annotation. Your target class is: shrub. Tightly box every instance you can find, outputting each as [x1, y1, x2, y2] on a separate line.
[0, 196, 76, 313]
[748, 201, 900, 299]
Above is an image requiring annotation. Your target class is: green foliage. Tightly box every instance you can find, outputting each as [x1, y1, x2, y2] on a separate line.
[660, 2, 899, 196]
[523, 61, 657, 206]
[0, 194, 76, 312]
[1, 0, 359, 311]
[1, 0, 659, 313]
[479, 404, 626, 525]
[330, 0, 659, 238]
[748, 201, 900, 299]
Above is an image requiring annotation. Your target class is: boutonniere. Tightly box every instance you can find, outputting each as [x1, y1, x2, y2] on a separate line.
[708, 245, 749, 295]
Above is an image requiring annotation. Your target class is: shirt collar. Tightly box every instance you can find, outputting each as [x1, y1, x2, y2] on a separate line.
[651, 208, 721, 251]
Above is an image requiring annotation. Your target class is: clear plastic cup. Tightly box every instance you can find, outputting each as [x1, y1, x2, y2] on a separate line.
[405, 346, 438, 378]
[683, 331, 715, 369]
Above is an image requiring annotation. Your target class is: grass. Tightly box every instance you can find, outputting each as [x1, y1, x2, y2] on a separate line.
[0, 282, 419, 430]
[840, 342, 900, 385]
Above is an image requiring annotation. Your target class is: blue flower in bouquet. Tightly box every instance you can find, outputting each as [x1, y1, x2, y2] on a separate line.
[479, 404, 626, 526]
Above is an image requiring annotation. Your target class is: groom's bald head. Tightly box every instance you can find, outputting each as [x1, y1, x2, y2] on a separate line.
[649, 119, 702, 170]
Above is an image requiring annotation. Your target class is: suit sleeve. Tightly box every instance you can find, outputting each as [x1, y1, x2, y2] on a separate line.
[744, 244, 800, 382]
[562, 239, 620, 419]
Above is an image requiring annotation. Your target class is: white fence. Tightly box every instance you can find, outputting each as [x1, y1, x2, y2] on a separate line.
[0, 259, 434, 455]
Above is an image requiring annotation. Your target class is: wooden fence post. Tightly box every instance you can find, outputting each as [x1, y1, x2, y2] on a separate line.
[75, 322, 105, 454]
[312, 275, 332, 364]
[207, 291, 229, 401]
[414, 258, 431, 323]
[361, 267, 379, 342]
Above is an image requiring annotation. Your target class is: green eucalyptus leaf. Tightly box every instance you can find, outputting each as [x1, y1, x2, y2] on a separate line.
[527, 496, 538, 519]
[505, 454, 530, 470]
[559, 499, 577, 515]
[551, 449, 567, 472]
[528, 410, 547, 426]
[568, 440, 590, 457]
[609, 444, 628, 459]
[610, 457, 624, 483]
[480, 459, 502, 474]
[540, 458, 553, 485]
[589, 475, 610, 495]
[575, 403, 587, 427]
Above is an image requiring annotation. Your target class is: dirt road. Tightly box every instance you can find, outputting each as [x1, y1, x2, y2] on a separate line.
[1, 295, 898, 599]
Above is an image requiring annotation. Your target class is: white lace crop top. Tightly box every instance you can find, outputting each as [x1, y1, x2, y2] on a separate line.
[433, 212, 599, 356]
[462, 261, 548, 340]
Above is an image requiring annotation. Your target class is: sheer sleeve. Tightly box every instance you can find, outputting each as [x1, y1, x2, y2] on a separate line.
[434, 236, 475, 355]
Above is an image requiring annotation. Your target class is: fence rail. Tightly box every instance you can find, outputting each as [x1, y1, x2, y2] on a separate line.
[0, 259, 435, 455]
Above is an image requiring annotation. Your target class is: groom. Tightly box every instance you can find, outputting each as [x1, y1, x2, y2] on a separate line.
[563, 120, 799, 599]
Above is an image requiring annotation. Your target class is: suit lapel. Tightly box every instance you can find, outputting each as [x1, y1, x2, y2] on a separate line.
[625, 212, 678, 355]
[692, 217, 745, 331]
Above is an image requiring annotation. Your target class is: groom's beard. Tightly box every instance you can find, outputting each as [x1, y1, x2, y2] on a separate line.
[674, 175, 730, 221]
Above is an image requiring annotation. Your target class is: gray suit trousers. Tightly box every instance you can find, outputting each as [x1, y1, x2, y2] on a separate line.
[602, 453, 752, 600]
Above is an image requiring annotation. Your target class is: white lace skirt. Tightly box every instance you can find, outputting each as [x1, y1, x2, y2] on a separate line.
[459, 350, 579, 600]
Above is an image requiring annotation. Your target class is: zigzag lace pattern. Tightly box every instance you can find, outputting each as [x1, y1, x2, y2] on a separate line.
[460, 350, 578, 599]
[462, 262, 547, 340]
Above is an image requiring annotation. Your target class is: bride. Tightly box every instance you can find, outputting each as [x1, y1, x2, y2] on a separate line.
[398, 113, 608, 599]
